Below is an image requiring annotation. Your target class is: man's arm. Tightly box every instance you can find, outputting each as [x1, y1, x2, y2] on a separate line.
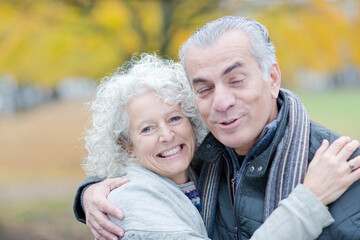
[73, 175, 103, 223]
[251, 184, 334, 240]
[73, 176, 129, 240]
[252, 137, 360, 240]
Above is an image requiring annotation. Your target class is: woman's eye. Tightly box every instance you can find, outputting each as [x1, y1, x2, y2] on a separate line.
[169, 116, 181, 123]
[141, 126, 152, 133]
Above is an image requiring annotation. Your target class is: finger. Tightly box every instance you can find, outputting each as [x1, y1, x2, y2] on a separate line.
[349, 155, 360, 171]
[88, 222, 101, 240]
[97, 227, 120, 240]
[347, 156, 360, 185]
[100, 200, 125, 220]
[91, 216, 120, 240]
[337, 140, 360, 161]
[326, 136, 351, 156]
[350, 167, 360, 183]
[88, 220, 110, 240]
[312, 139, 330, 162]
[105, 177, 130, 192]
[100, 216, 125, 238]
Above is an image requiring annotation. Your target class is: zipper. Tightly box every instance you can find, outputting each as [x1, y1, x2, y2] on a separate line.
[232, 161, 250, 240]
[225, 151, 251, 240]
[231, 170, 239, 202]
[251, 128, 269, 149]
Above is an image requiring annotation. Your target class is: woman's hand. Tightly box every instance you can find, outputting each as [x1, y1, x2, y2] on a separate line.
[83, 177, 130, 240]
[304, 136, 360, 205]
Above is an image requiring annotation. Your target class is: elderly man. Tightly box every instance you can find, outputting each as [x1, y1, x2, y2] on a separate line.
[74, 16, 360, 239]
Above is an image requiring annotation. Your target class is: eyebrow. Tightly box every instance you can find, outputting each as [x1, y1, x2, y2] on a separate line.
[192, 77, 207, 85]
[223, 62, 242, 75]
[191, 61, 243, 85]
[137, 109, 181, 126]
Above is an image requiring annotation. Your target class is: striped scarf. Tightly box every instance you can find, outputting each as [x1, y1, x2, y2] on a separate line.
[198, 89, 310, 236]
[198, 159, 222, 237]
[264, 89, 310, 219]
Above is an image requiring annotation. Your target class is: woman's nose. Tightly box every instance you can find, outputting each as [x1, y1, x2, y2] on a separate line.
[159, 125, 174, 142]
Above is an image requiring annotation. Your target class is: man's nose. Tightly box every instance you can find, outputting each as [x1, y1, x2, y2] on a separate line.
[159, 125, 174, 142]
[212, 85, 236, 112]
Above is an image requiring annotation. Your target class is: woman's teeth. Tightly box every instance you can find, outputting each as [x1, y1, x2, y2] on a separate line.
[160, 145, 182, 157]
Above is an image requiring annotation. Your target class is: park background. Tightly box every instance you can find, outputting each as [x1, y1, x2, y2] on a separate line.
[0, 0, 359, 239]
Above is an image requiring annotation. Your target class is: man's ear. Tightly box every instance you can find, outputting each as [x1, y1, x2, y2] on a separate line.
[268, 63, 281, 99]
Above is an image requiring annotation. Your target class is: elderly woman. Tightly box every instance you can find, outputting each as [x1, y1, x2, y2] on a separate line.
[79, 53, 360, 239]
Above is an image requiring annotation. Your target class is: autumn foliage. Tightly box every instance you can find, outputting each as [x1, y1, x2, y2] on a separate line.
[0, 0, 359, 87]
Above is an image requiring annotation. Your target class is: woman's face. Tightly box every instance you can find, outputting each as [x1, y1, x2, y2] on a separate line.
[127, 92, 196, 184]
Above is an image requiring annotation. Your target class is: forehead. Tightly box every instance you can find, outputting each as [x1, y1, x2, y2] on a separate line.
[127, 92, 181, 121]
[185, 30, 255, 77]
[187, 30, 251, 62]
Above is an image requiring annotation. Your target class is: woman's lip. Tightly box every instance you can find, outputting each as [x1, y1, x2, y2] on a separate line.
[157, 144, 183, 158]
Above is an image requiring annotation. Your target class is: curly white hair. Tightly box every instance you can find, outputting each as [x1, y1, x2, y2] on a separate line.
[82, 53, 208, 178]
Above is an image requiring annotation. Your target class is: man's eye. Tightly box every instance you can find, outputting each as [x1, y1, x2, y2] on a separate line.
[230, 79, 244, 84]
[229, 75, 245, 85]
[197, 87, 211, 95]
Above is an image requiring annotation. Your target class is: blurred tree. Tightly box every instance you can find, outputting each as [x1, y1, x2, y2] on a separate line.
[245, 0, 360, 85]
[0, 0, 222, 87]
[0, 0, 359, 88]
[123, 0, 221, 57]
[0, 0, 124, 86]
[63, 0, 97, 13]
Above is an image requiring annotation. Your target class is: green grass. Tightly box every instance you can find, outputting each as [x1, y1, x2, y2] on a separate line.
[0, 197, 92, 239]
[296, 89, 360, 140]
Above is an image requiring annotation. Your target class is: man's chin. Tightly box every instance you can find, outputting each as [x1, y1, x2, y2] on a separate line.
[215, 134, 241, 148]
[214, 133, 252, 154]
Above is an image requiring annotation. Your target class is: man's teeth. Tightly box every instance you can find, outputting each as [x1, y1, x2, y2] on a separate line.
[160, 146, 182, 157]
[223, 119, 236, 125]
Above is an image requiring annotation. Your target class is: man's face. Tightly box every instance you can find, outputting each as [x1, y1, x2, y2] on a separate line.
[185, 30, 281, 155]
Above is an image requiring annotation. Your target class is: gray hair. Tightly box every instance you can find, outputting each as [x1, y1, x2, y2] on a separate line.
[82, 53, 208, 178]
[179, 16, 277, 81]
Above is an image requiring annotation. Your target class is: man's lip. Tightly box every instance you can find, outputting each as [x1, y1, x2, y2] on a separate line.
[216, 116, 244, 129]
[219, 119, 237, 127]
[217, 117, 237, 124]
[220, 118, 236, 124]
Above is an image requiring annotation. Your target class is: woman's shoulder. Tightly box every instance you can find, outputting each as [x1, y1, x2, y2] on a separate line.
[107, 165, 187, 227]
[121, 165, 159, 184]
[108, 165, 178, 202]
[107, 166, 208, 239]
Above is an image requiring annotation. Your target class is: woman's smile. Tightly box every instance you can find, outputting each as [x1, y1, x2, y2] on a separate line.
[157, 144, 184, 158]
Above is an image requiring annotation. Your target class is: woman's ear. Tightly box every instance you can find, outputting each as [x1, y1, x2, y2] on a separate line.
[118, 137, 134, 156]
